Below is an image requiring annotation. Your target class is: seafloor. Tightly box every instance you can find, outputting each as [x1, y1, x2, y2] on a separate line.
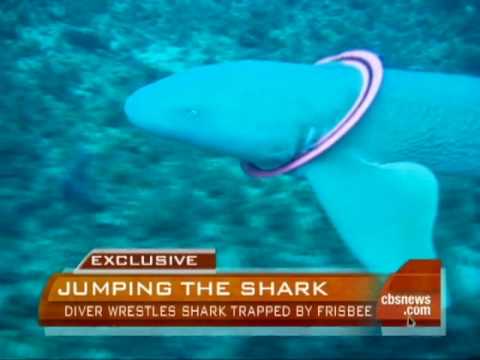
[1, 0, 480, 358]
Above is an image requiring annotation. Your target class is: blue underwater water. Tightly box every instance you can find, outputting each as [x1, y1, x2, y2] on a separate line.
[2, 0, 480, 358]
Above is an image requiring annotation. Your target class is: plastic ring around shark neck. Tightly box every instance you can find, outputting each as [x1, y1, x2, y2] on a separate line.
[242, 49, 384, 177]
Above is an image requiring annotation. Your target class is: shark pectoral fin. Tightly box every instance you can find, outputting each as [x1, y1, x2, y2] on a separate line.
[303, 152, 439, 273]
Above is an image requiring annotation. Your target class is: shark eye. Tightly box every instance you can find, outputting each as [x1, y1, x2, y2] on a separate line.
[186, 108, 198, 117]
[178, 106, 202, 121]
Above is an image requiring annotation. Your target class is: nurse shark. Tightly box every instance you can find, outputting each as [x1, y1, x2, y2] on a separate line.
[124, 51, 480, 290]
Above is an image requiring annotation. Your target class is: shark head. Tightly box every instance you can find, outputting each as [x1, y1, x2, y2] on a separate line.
[124, 65, 231, 146]
[124, 61, 330, 168]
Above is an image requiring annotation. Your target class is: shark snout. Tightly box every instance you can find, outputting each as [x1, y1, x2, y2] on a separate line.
[124, 86, 163, 133]
[124, 85, 180, 139]
[124, 91, 142, 127]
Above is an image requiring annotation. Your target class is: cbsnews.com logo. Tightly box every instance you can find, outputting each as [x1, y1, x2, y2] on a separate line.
[381, 293, 432, 317]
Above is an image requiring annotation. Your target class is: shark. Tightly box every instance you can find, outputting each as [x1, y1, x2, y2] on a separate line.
[124, 50, 480, 286]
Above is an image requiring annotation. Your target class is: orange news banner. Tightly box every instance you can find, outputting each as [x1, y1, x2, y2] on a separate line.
[38, 261, 442, 327]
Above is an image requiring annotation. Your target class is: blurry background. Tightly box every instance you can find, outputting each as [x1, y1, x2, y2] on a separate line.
[1, 0, 480, 358]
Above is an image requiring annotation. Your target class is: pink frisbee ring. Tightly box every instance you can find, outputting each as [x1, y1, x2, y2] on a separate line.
[242, 50, 384, 177]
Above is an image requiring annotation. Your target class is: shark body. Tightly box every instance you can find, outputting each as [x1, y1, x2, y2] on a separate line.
[124, 59, 480, 282]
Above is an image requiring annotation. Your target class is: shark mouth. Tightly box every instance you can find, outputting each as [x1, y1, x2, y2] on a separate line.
[242, 49, 384, 177]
